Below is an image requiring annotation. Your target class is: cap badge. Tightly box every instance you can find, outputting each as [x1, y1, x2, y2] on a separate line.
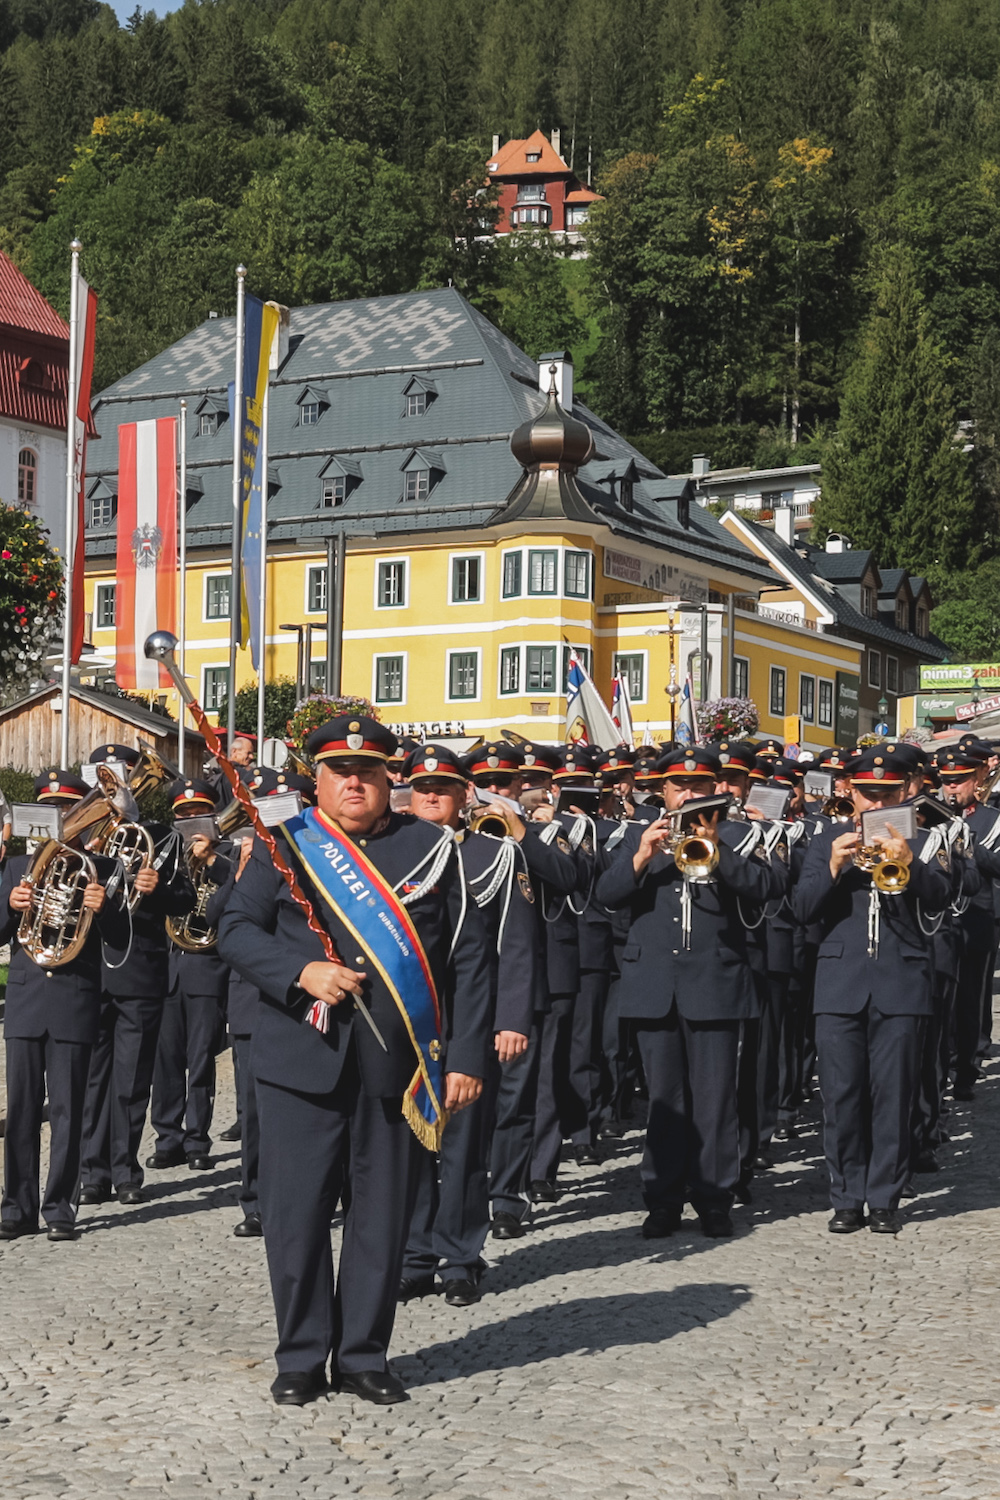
[720, 752, 731, 765]
[684, 757, 696, 772]
[346, 733, 364, 750]
[487, 754, 499, 768]
[424, 757, 438, 773]
[873, 766, 885, 780]
[184, 788, 194, 799]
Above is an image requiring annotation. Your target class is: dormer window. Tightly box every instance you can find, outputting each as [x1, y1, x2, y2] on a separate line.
[406, 391, 426, 417]
[322, 475, 346, 507]
[296, 386, 329, 427]
[199, 412, 217, 438]
[317, 455, 360, 509]
[619, 460, 639, 513]
[301, 401, 320, 426]
[861, 584, 877, 618]
[195, 395, 227, 438]
[404, 469, 429, 502]
[916, 605, 928, 638]
[402, 376, 436, 418]
[526, 151, 541, 162]
[88, 491, 116, 528]
[895, 598, 907, 630]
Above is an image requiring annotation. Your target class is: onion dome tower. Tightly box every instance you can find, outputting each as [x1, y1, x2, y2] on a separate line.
[492, 365, 603, 523]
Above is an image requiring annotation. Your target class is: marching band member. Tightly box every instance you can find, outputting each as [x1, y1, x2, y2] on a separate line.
[79, 744, 196, 1207]
[216, 716, 490, 1407]
[793, 745, 951, 1233]
[597, 745, 784, 1240]
[146, 779, 233, 1171]
[399, 744, 537, 1306]
[0, 771, 130, 1241]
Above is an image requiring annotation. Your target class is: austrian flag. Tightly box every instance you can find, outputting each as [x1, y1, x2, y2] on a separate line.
[115, 417, 177, 689]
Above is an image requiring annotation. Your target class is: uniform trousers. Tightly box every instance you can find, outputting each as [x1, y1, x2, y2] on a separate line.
[778, 973, 808, 1122]
[489, 1018, 542, 1222]
[150, 990, 222, 1156]
[257, 1049, 419, 1376]
[403, 1057, 498, 1283]
[569, 969, 610, 1147]
[758, 974, 790, 1144]
[635, 1010, 741, 1215]
[231, 1034, 259, 1217]
[815, 1004, 921, 1210]
[912, 974, 953, 1157]
[952, 926, 996, 1088]
[80, 992, 163, 1191]
[3, 1035, 91, 1230]
[736, 1010, 761, 1179]
[531, 992, 585, 1184]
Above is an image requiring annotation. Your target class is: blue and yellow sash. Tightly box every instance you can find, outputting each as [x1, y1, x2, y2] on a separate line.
[280, 807, 447, 1150]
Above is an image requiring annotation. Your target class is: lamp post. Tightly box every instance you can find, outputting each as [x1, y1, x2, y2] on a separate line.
[280, 622, 313, 702]
[876, 693, 889, 737]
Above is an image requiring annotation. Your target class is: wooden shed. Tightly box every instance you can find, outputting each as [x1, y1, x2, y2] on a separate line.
[0, 683, 207, 777]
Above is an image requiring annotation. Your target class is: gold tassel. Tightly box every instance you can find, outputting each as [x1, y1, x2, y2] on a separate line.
[402, 1089, 449, 1152]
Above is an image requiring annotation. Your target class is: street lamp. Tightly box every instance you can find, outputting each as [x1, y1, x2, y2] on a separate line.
[280, 622, 313, 701]
[876, 693, 889, 737]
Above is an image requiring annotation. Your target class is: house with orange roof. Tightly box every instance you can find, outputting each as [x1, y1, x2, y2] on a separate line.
[0, 249, 72, 543]
[486, 129, 601, 240]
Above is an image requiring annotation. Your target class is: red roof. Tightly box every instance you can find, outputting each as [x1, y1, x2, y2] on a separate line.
[0, 251, 69, 343]
[488, 130, 571, 179]
[0, 342, 70, 432]
[565, 185, 601, 204]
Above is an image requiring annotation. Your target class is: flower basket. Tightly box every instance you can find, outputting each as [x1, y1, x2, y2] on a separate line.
[695, 697, 760, 742]
[286, 694, 380, 758]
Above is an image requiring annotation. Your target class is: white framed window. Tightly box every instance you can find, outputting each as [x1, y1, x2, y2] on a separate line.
[204, 572, 232, 621]
[406, 391, 427, 417]
[321, 475, 345, 507]
[886, 655, 899, 694]
[770, 666, 786, 717]
[447, 648, 480, 702]
[800, 673, 816, 723]
[527, 548, 558, 595]
[733, 656, 750, 699]
[300, 401, 320, 426]
[502, 550, 523, 598]
[564, 549, 592, 599]
[309, 659, 327, 693]
[868, 649, 881, 688]
[375, 558, 408, 609]
[17, 448, 36, 508]
[87, 491, 116, 528]
[451, 553, 483, 604]
[499, 645, 521, 695]
[403, 469, 429, 502]
[526, 645, 558, 693]
[202, 664, 230, 713]
[373, 653, 406, 705]
[199, 412, 217, 438]
[306, 565, 327, 614]
[614, 651, 646, 703]
[95, 582, 117, 629]
[818, 678, 834, 728]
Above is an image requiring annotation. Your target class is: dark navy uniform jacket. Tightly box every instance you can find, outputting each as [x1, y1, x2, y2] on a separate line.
[168, 846, 233, 1001]
[206, 860, 260, 1036]
[457, 828, 538, 1038]
[959, 803, 1000, 945]
[217, 814, 491, 1098]
[519, 817, 589, 1001]
[101, 824, 196, 997]
[791, 823, 951, 1016]
[0, 853, 130, 1045]
[934, 847, 982, 981]
[596, 820, 784, 1021]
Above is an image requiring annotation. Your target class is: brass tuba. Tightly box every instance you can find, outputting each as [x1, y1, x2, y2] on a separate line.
[165, 794, 249, 952]
[100, 743, 174, 910]
[17, 766, 131, 967]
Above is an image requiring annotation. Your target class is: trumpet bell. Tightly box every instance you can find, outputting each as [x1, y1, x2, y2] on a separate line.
[673, 835, 719, 883]
[873, 860, 910, 894]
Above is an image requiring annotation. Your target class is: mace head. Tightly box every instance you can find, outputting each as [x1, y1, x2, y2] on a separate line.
[144, 630, 179, 662]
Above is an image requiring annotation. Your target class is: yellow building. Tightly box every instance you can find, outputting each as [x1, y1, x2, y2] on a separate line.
[82, 288, 858, 748]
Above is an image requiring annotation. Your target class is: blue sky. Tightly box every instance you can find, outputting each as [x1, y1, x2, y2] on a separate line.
[109, 2, 172, 20]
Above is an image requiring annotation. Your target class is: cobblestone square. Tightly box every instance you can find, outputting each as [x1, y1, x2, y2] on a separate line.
[1, 1033, 999, 1499]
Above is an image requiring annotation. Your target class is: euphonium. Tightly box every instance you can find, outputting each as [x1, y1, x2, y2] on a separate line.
[100, 744, 173, 910]
[166, 856, 221, 952]
[853, 843, 910, 894]
[17, 766, 128, 967]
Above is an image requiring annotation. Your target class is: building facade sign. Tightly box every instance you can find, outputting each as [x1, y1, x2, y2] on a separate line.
[602, 548, 708, 603]
[919, 663, 1000, 691]
[836, 671, 860, 744]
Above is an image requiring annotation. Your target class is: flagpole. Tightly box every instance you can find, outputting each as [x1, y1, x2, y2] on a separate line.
[59, 239, 82, 770]
[255, 375, 269, 749]
[228, 264, 247, 750]
[178, 398, 187, 772]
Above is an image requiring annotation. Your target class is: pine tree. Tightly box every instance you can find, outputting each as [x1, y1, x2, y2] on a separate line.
[816, 248, 979, 582]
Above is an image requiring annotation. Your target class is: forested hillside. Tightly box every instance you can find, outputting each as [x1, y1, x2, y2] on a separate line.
[2, 0, 1000, 645]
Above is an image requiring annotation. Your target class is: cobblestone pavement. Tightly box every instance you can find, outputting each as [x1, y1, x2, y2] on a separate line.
[2, 1035, 1000, 1500]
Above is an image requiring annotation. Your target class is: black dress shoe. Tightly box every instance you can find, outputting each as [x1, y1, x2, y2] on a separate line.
[0, 1221, 37, 1240]
[443, 1278, 481, 1307]
[828, 1209, 866, 1233]
[339, 1368, 408, 1405]
[218, 1121, 242, 1142]
[912, 1150, 940, 1174]
[953, 1083, 976, 1101]
[46, 1224, 77, 1242]
[734, 1179, 753, 1206]
[868, 1208, 902, 1234]
[397, 1274, 436, 1302]
[78, 1185, 108, 1205]
[901, 1176, 918, 1200]
[772, 1124, 798, 1142]
[271, 1369, 327, 1406]
[641, 1208, 681, 1239]
[187, 1154, 213, 1170]
[699, 1209, 734, 1239]
[145, 1149, 185, 1169]
[572, 1144, 599, 1166]
[491, 1212, 526, 1240]
[233, 1213, 262, 1238]
[117, 1186, 145, 1205]
[752, 1150, 772, 1170]
[600, 1118, 626, 1139]
[529, 1179, 558, 1203]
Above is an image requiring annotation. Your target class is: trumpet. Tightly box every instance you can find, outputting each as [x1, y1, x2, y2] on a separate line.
[662, 794, 731, 883]
[467, 800, 524, 839]
[975, 761, 1000, 804]
[822, 795, 856, 823]
[853, 843, 910, 893]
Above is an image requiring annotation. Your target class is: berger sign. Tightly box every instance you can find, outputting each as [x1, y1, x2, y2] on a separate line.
[602, 548, 708, 603]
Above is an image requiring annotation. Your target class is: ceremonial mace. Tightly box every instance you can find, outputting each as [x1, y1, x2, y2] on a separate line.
[144, 630, 387, 1050]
